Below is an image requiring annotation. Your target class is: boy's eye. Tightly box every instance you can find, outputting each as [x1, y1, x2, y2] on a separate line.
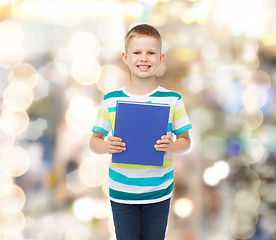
[133, 52, 140, 54]
[148, 52, 155, 55]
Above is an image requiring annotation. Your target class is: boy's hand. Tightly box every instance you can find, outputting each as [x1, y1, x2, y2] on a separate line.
[106, 136, 126, 154]
[154, 134, 173, 154]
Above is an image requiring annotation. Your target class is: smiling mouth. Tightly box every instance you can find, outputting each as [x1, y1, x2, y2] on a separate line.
[137, 65, 151, 69]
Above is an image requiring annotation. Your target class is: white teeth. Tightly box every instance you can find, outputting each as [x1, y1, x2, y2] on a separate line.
[138, 65, 150, 69]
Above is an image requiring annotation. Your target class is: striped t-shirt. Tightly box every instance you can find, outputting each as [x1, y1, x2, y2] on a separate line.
[92, 86, 192, 204]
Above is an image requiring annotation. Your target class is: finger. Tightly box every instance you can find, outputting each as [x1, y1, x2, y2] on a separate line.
[155, 147, 166, 152]
[156, 144, 169, 149]
[111, 141, 126, 147]
[110, 146, 126, 153]
[161, 135, 172, 140]
[110, 149, 123, 154]
[109, 136, 122, 142]
[154, 144, 167, 151]
[111, 145, 126, 151]
[156, 139, 170, 144]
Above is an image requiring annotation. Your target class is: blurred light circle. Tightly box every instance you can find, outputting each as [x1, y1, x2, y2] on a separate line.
[0, 170, 13, 198]
[69, 96, 94, 120]
[66, 96, 97, 133]
[11, 0, 37, 20]
[72, 197, 95, 222]
[0, 209, 25, 235]
[96, 64, 128, 93]
[65, 110, 95, 134]
[235, 169, 261, 191]
[0, 146, 30, 177]
[235, 190, 261, 210]
[245, 138, 265, 164]
[226, 140, 242, 157]
[213, 160, 230, 179]
[0, 184, 26, 211]
[69, 32, 101, 59]
[173, 197, 193, 218]
[0, 129, 15, 152]
[174, 48, 198, 62]
[79, 157, 107, 188]
[262, 32, 276, 46]
[71, 57, 102, 85]
[242, 84, 267, 111]
[203, 167, 220, 186]
[0, 44, 24, 69]
[239, 108, 263, 129]
[8, 63, 39, 89]
[0, 110, 29, 136]
[3, 82, 33, 111]
[190, 108, 214, 133]
[251, 70, 271, 91]
[230, 209, 258, 239]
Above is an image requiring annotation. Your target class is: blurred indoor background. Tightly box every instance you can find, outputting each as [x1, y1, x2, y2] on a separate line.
[0, 0, 276, 239]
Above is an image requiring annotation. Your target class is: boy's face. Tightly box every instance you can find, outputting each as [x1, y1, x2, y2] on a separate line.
[122, 36, 164, 80]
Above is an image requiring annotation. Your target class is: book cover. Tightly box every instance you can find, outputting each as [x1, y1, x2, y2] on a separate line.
[112, 100, 170, 166]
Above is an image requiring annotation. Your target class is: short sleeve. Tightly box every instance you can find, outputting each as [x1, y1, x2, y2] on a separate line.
[92, 100, 111, 136]
[172, 98, 192, 135]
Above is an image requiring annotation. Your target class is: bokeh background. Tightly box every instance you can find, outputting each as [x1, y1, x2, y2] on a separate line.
[0, 0, 276, 239]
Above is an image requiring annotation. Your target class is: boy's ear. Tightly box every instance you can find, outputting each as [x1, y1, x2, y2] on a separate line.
[159, 53, 165, 65]
[122, 52, 128, 65]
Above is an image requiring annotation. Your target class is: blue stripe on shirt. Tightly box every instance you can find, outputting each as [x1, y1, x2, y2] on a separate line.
[173, 124, 192, 135]
[109, 168, 174, 187]
[92, 126, 109, 136]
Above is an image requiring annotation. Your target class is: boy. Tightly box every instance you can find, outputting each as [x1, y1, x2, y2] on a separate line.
[89, 24, 192, 240]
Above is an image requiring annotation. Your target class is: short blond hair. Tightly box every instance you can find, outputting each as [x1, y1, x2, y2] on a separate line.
[125, 24, 162, 52]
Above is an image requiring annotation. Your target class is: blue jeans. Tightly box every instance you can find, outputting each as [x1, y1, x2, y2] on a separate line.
[110, 198, 171, 240]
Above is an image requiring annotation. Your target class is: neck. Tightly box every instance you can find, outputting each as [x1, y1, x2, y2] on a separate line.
[126, 75, 159, 95]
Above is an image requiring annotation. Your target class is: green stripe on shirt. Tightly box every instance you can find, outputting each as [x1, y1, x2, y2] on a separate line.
[92, 126, 109, 136]
[109, 168, 174, 186]
[108, 107, 117, 113]
[173, 124, 192, 135]
[149, 91, 182, 99]
[104, 90, 129, 100]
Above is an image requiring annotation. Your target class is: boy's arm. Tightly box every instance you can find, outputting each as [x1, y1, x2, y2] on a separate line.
[89, 132, 126, 154]
[154, 131, 191, 154]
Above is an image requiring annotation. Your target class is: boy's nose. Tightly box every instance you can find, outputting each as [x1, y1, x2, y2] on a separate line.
[140, 53, 148, 61]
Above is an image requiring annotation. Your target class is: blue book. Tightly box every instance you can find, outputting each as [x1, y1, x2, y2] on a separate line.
[112, 100, 170, 166]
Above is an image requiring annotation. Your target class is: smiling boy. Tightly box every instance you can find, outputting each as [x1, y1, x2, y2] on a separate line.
[90, 24, 192, 240]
